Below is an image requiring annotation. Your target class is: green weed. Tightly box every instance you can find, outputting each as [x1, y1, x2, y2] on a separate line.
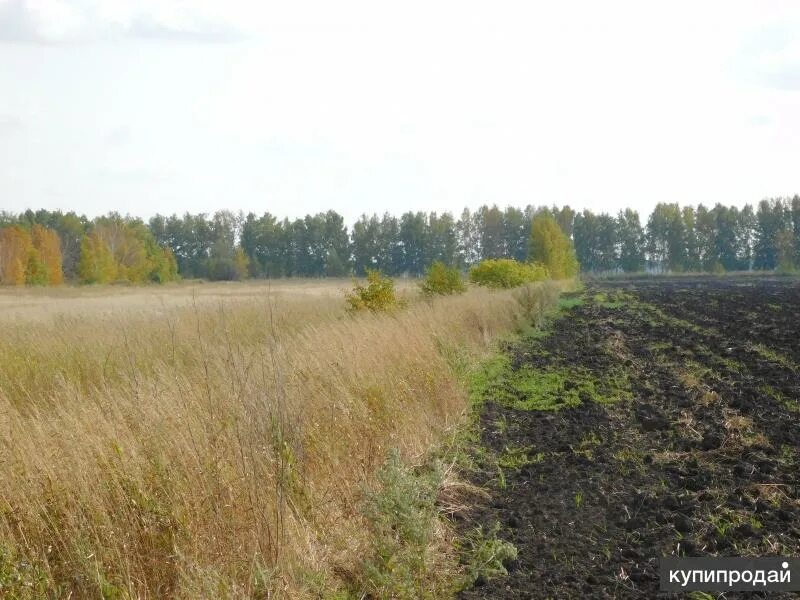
[497, 446, 545, 469]
[461, 524, 518, 586]
[359, 449, 447, 599]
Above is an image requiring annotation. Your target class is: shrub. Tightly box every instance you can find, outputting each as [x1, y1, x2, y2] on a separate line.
[469, 259, 548, 289]
[710, 261, 726, 275]
[345, 269, 404, 312]
[420, 261, 466, 297]
[359, 449, 445, 599]
[513, 282, 561, 325]
[463, 524, 519, 586]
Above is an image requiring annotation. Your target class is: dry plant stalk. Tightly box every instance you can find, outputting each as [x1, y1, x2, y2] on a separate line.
[0, 280, 564, 598]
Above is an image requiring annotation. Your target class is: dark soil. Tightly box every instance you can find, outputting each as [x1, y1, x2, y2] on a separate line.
[458, 276, 800, 599]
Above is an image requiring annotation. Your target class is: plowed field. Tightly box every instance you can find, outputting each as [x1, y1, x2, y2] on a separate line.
[460, 277, 800, 599]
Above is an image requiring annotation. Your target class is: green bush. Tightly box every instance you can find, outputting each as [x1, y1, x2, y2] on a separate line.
[420, 261, 466, 297]
[710, 261, 726, 275]
[345, 269, 404, 312]
[469, 259, 548, 289]
[359, 449, 445, 599]
[463, 524, 518, 586]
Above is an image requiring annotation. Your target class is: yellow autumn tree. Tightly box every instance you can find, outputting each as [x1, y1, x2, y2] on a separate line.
[31, 224, 64, 285]
[0, 226, 31, 285]
[528, 213, 579, 279]
[0, 224, 65, 286]
[79, 218, 180, 284]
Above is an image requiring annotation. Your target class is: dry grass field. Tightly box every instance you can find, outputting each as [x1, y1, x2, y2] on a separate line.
[0, 279, 565, 598]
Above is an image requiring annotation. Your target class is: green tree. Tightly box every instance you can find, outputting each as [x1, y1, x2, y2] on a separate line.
[426, 212, 458, 266]
[456, 208, 480, 267]
[502, 206, 528, 262]
[647, 203, 687, 272]
[712, 204, 740, 271]
[595, 214, 618, 272]
[352, 214, 381, 275]
[476, 205, 505, 260]
[682, 206, 700, 271]
[572, 210, 599, 272]
[736, 204, 757, 270]
[616, 209, 645, 272]
[399, 212, 428, 275]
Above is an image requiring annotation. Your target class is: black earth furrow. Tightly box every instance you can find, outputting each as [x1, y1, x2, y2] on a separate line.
[458, 277, 800, 600]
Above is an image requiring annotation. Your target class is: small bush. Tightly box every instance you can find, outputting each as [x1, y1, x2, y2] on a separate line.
[710, 261, 726, 275]
[469, 259, 548, 289]
[359, 449, 445, 599]
[345, 269, 404, 312]
[462, 524, 518, 586]
[420, 261, 466, 297]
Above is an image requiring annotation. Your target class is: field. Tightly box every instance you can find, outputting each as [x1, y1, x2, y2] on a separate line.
[3, 275, 798, 598]
[459, 276, 800, 598]
[0, 279, 422, 323]
[0, 278, 568, 598]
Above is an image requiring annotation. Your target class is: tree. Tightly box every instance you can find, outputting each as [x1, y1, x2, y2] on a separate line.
[712, 204, 740, 271]
[78, 231, 117, 283]
[427, 212, 458, 266]
[0, 224, 64, 285]
[322, 210, 351, 276]
[456, 208, 480, 267]
[399, 212, 428, 275]
[31, 224, 64, 284]
[573, 210, 599, 272]
[0, 226, 31, 285]
[753, 199, 788, 270]
[502, 206, 528, 262]
[694, 204, 716, 270]
[528, 213, 579, 279]
[376, 213, 403, 275]
[352, 215, 381, 275]
[595, 214, 618, 272]
[553, 205, 576, 238]
[476, 205, 505, 260]
[79, 216, 179, 284]
[617, 209, 645, 272]
[647, 203, 687, 271]
[736, 204, 757, 270]
[682, 206, 700, 271]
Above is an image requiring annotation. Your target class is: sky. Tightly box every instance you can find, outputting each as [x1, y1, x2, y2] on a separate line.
[1, 1, 799, 224]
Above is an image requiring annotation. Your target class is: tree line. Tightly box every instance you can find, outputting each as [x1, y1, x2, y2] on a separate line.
[0, 212, 178, 285]
[0, 196, 798, 284]
[575, 198, 800, 273]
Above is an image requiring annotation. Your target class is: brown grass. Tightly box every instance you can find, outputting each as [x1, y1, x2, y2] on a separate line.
[0, 279, 566, 598]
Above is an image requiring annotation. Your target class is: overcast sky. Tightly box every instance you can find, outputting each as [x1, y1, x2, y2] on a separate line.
[1, 1, 799, 224]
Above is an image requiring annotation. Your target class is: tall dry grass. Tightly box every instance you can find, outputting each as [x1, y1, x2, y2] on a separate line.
[0, 280, 564, 598]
